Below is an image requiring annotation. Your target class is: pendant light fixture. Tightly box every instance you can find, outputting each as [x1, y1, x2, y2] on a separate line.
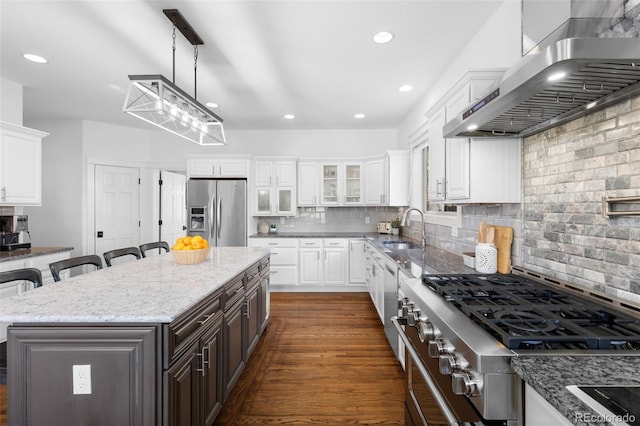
[123, 9, 226, 145]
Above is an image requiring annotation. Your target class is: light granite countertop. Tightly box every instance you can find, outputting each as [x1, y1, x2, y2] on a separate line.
[512, 355, 640, 426]
[0, 247, 269, 324]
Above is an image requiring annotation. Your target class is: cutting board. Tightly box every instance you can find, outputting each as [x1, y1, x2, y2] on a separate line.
[490, 225, 513, 274]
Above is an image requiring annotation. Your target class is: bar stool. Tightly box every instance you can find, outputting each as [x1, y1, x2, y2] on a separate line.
[139, 241, 170, 258]
[103, 247, 141, 267]
[0, 267, 43, 289]
[49, 255, 103, 282]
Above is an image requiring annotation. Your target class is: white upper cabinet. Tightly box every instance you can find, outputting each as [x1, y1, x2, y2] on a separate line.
[364, 157, 386, 205]
[427, 109, 447, 202]
[0, 122, 48, 206]
[425, 70, 521, 204]
[297, 161, 319, 206]
[187, 158, 248, 178]
[253, 158, 297, 216]
[319, 162, 362, 206]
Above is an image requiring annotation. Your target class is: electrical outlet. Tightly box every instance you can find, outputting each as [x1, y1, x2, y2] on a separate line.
[280, 217, 285, 224]
[365, 217, 370, 224]
[73, 364, 92, 395]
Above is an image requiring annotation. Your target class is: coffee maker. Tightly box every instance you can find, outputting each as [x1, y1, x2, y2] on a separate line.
[0, 215, 31, 251]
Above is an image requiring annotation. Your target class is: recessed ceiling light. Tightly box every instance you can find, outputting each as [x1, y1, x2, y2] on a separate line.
[586, 101, 597, 109]
[399, 85, 413, 92]
[467, 124, 478, 131]
[354, 113, 365, 119]
[206, 102, 219, 108]
[284, 114, 295, 120]
[22, 53, 48, 64]
[547, 72, 566, 82]
[373, 31, 394, 44]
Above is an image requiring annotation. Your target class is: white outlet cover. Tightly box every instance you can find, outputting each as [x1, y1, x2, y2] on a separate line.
[72, 364, 92, 395]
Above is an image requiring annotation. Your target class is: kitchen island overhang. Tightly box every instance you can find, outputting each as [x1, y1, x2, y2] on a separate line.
[1, 246, 270, 426]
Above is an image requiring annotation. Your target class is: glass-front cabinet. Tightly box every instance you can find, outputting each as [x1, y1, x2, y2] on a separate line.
[320, 162, 362, 205]
[253, 158, 296, 216]
[322, 165, 339, 204]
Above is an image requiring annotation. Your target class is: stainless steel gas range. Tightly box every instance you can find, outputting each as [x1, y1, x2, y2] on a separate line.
[394, 267, 640, 426]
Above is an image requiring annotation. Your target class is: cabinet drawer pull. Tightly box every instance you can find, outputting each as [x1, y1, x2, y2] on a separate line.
[198, 313, 214, 325]
[270, 270, 279, 274]
[268, 242, 279, 245]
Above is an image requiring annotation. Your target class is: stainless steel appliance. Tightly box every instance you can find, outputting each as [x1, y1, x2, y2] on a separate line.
[187, 179, 247, 247]
[394, 267, 640, 426]
[444, 2, 640, 139]
[0, 215, 30, 251]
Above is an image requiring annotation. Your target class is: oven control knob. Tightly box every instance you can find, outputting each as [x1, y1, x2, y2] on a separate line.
[407, 308, 421, 326]
[417, 320, 434, 342]
[451, 370, 481, 397]
[402, 301, 415, 317]
[397, 297, 410, 310]
[428, 338, 453, 358]
[438, 354, 468, 375]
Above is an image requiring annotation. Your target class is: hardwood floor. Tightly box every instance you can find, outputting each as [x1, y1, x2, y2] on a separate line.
[0, 292, 405, 425]
[215, 292, 405, 424]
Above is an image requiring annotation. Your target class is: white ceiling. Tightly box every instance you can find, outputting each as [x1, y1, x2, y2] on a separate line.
[0, 0, 504, 131]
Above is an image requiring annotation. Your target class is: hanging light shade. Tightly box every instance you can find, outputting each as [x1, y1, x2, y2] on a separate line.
[123, 9, 226, 145]
[123, 74, 225, 145]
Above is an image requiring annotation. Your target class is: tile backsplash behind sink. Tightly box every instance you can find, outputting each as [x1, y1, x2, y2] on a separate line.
[256, 206, 402, 234]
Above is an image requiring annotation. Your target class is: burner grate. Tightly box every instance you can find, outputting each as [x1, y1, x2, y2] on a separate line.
[423, 273, 640, 351]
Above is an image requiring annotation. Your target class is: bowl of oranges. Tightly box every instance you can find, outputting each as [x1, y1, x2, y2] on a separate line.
[171, 235, 210, 265]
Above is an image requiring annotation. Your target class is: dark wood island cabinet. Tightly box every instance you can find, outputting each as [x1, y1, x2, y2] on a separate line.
[0, 247, 270, 426]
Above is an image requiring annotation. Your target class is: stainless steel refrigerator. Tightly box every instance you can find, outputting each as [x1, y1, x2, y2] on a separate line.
[186, 179, 247, 246]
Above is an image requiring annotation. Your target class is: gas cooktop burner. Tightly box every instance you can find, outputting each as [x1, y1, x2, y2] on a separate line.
[494, 311, 558, 333]
[423, 273, 640, 351]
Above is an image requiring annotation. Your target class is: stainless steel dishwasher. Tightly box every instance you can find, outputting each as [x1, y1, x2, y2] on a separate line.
[382, 255, 399, 358]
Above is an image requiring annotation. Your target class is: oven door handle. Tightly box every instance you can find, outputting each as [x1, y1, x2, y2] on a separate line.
[392, 317, 460, 426]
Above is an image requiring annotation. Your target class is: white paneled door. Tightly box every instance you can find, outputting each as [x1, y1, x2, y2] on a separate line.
[94, 165, 140, 257]
[159, 171, 186, 247]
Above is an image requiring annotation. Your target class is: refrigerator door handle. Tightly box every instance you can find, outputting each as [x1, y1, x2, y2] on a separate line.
[217, 197, 222, 240]
[209, 194, 216, 241]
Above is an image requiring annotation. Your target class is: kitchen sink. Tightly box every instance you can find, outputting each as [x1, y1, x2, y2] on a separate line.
[381, 241, 422, 250]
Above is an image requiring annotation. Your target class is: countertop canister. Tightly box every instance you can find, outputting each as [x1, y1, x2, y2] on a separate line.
[475, 242, 497, 273]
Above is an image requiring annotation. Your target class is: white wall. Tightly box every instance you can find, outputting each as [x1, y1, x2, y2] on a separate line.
[396, 0, 522, 147]
[0, 77, 23, 125]
[23, 118, 398, 255]
[24, 120, 84, 255]
[150, 127, 398, 160]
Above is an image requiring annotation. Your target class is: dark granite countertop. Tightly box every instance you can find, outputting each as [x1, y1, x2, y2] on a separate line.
[512, 355, 640, 425]
[0, 247, 73, 263]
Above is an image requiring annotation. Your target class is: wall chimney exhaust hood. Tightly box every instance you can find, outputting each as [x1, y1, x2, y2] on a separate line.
[444, 9, 640, 139]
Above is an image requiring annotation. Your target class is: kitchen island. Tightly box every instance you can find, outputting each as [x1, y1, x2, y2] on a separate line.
[0, 246, 270, 426]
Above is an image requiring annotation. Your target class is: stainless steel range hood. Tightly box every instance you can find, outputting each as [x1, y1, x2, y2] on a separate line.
[444, 13, 640, 138]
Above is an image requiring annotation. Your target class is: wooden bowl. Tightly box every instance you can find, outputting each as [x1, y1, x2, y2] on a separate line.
[171, 248, 210, 265]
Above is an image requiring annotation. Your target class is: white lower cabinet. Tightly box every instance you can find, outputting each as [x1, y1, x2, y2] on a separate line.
[299, 239, 323, 285]
[249, 238, 299, 287]
[348, 239, 366, 284]
[251, 238, 363, 290]
[0, 250, 72, 342]
[322, 239, 347, 285]
[299, 239, 347, 286]
[364, 242, 384, 322]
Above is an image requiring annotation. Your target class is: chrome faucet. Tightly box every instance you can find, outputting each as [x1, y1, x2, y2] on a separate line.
[401, 207, 426, 248]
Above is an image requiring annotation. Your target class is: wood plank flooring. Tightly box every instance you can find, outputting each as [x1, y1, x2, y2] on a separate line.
[0, 292, 405, 425]
[215, 292, 405, 424]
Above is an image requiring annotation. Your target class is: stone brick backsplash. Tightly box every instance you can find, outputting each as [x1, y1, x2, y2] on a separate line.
[401, 204, 522, 266]
[523, 94, 640, 304]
